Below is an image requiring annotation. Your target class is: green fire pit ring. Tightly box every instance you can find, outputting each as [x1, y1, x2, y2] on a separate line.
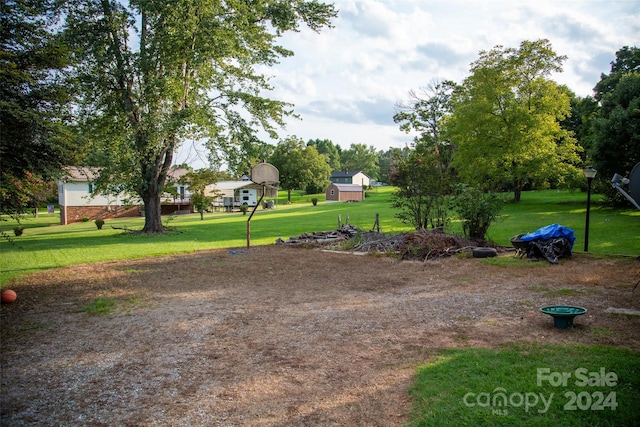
[540, 305, 587, 328]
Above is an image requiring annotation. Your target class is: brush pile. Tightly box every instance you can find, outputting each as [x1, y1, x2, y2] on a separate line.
[278, 226, 490, 260]
[275, 224, 359, 245]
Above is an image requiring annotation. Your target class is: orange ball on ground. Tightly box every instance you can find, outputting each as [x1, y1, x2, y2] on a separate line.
[1, 289, 17, 303]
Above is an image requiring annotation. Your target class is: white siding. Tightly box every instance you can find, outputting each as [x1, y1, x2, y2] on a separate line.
[352, 172, 370, 186]
[59, 182, 129, 206]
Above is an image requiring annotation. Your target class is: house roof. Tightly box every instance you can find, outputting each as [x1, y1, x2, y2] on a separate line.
[62, 166, 189, 182]
[167, 168, 190, 180]
[331, 170, 369, 178]
[62, 166, 100, 181]
[330, 183, 364, 191]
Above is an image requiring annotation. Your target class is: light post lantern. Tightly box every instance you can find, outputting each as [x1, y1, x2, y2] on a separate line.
[583, 166, 597, 252]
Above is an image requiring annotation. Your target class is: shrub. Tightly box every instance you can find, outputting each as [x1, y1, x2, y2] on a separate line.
[240, 203, 249, 215]
[311, 198, 318, 206]
[13, 226, 24, 236]
[389, 148, 452, 230]
[95, 218, 105, 229]
[451, 184, 504, 240]
[82, 217, 90, 222]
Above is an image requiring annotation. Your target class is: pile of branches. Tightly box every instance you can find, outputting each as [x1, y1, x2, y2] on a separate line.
[394, 228, 485, 260]
[350, 228, 486, 260]
[279, 224, 491, 260]
[276, 224, 359, 245]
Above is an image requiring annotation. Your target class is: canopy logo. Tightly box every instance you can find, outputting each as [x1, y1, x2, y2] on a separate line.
[462, 367, 618, 416]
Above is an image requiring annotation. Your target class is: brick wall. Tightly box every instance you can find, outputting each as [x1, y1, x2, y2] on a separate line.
[61, 205, 142, 225]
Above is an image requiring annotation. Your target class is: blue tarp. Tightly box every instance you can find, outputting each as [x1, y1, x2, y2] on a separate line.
[519, 224, 576, 250]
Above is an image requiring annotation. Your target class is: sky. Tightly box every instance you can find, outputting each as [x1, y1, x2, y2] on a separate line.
[175, 0, 640, 168]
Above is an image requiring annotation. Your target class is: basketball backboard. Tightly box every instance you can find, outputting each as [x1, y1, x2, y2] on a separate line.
[251, 162, 279, 186]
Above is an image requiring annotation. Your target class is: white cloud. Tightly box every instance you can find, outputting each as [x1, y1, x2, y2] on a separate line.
[177, 0, 640, 168]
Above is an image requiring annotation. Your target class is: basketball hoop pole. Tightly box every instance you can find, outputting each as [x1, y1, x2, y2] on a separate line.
[246, 184, 266, 250]
[246, 162, 279, 250]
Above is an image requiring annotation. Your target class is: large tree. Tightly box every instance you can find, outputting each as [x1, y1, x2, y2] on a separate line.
[307, 138, 341, 171]
[590, 46, 640, 192]
[447, 39, 582, 201]
[269, 136, 331, 202]
[340, 143, 380, 181]
[562, 94, 598, 159]
[64, 0, 336, 233]
[0, 0, 76, 216]
[394, 79, 457, 175]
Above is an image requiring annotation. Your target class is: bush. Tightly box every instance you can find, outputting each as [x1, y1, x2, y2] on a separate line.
[240, 203, 249, 215]
[451, 184, 504, 240]
[95, 218, 105, 229]
[311, 198, 318, 206]
[82, 217, 90, 222]
[13, 226, 24, 236]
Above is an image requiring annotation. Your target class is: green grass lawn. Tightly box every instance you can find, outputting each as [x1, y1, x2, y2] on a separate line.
[1, 187, 638, 285]
[407, 344, 640, 426]
[486, 190, 640, 256]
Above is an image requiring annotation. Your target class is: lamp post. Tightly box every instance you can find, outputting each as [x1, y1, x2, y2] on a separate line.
[583, 166, 597, 252]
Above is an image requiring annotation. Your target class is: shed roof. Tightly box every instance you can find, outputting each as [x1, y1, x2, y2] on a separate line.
[330, 183, 363, 191]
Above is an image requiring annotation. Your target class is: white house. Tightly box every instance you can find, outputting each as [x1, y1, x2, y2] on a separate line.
[58, 167, 193, 224]
[330, 170, 370, 187]
[57, 167, 139, 224]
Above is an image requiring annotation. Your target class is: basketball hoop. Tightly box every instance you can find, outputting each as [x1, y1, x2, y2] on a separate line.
[247, 162, 280, 249]
[250, 162, 279, 187]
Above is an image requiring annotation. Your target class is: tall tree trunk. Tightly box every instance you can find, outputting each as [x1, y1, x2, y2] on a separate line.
[138, 137, 175, 234]
[142, 191, 163, 233]
[514, 187, 522, 202]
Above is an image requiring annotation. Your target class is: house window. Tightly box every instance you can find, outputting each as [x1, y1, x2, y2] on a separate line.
[330, 189, 335, 195]
[88, 183, 94, 193]
[179, 186, 185, 198]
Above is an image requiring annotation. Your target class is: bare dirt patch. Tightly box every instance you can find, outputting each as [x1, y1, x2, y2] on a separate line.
[1, 246, 639, 426]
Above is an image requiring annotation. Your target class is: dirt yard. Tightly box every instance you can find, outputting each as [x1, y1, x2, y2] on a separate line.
[1, 245, 639, 426]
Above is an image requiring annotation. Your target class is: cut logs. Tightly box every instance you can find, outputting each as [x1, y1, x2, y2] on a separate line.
[276, 225, 359, 245]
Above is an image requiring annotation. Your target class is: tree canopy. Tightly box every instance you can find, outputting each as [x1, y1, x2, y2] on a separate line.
[0, 0, 76, 216]
[63, 0, 336, 233]
[590, 46, 640, 189]
[339, 143, 380, 181]
[446, 39, 582, 201]
[307, 138, 341, 171]
[394, 79, 457, 175]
